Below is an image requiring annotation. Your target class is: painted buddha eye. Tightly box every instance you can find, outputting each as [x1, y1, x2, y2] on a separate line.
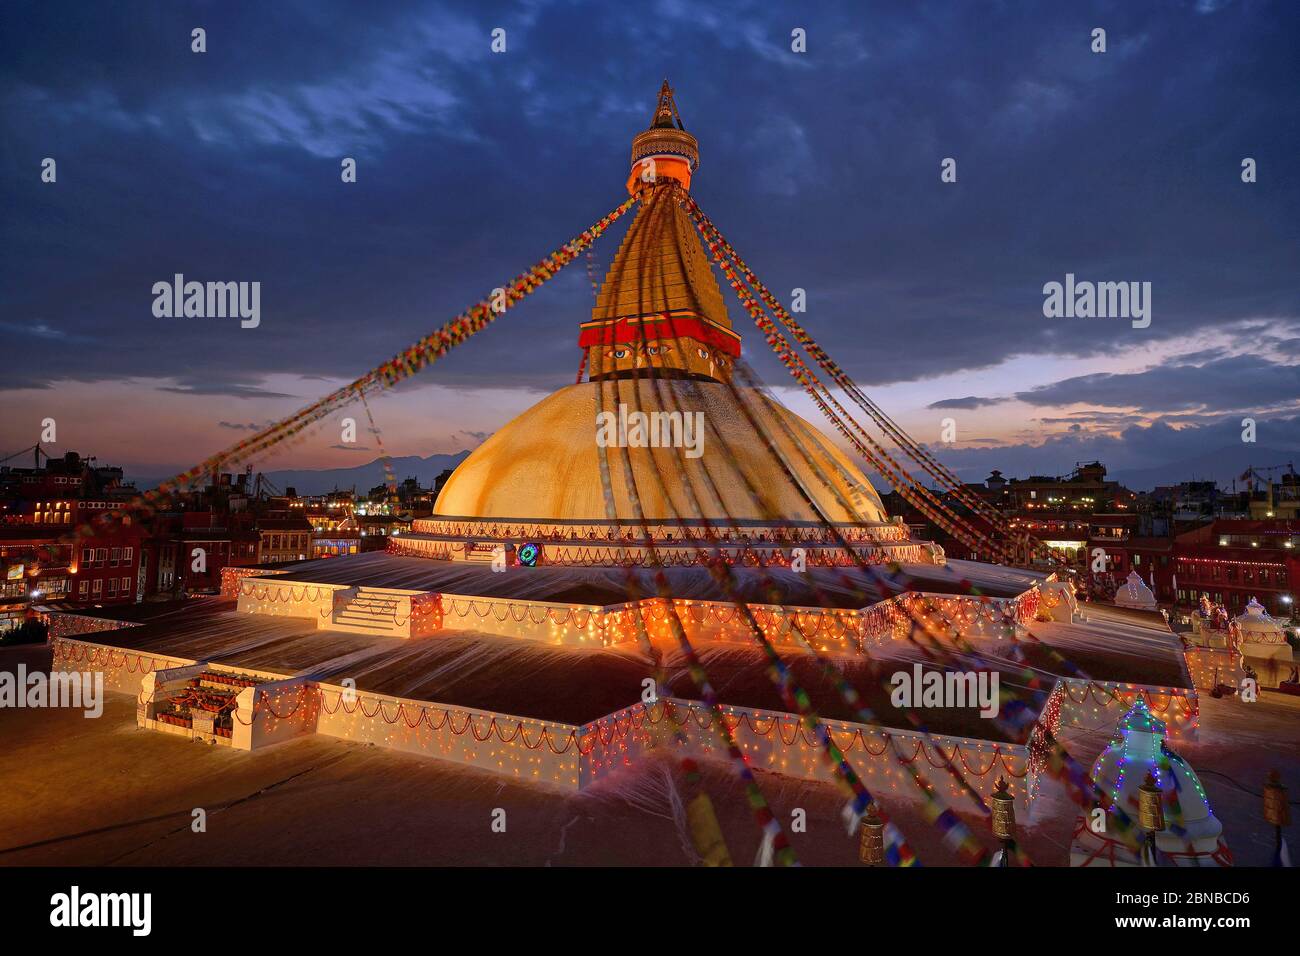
[646, 343, 672, 356]
[696, 347, 709, 359]
[714, 352, 729, 368]
[607, 348, 631, 360]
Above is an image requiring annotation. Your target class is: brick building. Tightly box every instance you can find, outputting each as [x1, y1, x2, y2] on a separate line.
[1171, 519, 1298, 619]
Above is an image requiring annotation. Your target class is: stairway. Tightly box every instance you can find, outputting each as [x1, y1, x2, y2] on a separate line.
[328, 589, 408, 637]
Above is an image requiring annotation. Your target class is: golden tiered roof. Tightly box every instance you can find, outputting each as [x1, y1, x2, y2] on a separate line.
[589, 185, 731, 330]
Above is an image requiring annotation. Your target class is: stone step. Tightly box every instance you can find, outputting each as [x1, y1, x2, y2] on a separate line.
[324, 593, 411, 637]
[336, 611, 396, 624]
[325, 620, 403, 636]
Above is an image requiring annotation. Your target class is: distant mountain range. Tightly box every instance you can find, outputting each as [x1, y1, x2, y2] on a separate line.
[867, 445, 1300, 495]
[128, 451, 472, 496]
[126, 441, 1296, 499]
[1106, 445, 1298, 492]
[258, 451, 472, 495]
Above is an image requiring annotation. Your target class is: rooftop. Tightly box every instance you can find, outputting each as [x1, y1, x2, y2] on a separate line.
[263, 550, 1045, 608]
[61, 597, 1046, 738]
[50, 561, 1191, 732]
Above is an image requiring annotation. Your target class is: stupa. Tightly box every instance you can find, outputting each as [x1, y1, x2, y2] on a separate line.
[1230, 597, 1294, 688]
[1113, 570, 1158, 612]
[1070, 699, 1229, 867]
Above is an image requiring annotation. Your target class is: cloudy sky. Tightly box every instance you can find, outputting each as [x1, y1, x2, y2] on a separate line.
[2, 0, 1297, 487]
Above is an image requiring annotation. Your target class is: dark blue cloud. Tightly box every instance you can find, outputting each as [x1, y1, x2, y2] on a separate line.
[927, 395, 1008, 410]
[1, 0, 1297, 403]
[1015, 352, 1300, 413]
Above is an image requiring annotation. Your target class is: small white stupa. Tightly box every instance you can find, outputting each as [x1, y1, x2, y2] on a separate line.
[1071, 699, 1230, 867]
[1230, 598, 1294, 688]
[1040, 579, 1081, 623]
[1113, 570, 1158, 612]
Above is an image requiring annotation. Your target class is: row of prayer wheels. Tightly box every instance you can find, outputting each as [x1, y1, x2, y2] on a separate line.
[857, 771, 1292, 865]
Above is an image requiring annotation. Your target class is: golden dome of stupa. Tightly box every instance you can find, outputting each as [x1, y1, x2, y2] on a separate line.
[434, 377, 887, 523]
[432, 81, 889, 529]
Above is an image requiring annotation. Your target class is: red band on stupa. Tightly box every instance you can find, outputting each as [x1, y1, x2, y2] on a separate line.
[578, 313, 741, 357]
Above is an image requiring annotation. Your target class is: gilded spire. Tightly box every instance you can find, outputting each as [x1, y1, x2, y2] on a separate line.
[650, 79, 684, 130]
[629, 80, 699, 194]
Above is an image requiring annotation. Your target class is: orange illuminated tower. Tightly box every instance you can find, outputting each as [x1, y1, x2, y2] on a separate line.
[626, 79, 699, 194]
[580, 80, 741, 384]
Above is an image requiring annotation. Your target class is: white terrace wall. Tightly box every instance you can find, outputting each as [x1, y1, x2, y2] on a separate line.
[220, 566, 289, 599]
[654, 698, 1032, 816]
[427, 588, 1044, 654]
[52, 637, 193, 694]
[232, 677, 319, 750]
[312, 681, 587, 789]
[438, 594, 606, 646]
[1054, 679, 1199, 741]
[577, 702, 658, 788]
[1183, 646, 1243, 693]
[435, 594, 863, 651]
[602, 599, 863, 654]
[42, 611, 143, 641]
[236, 579, 353, 621]
[54, 631, 1056, 803]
